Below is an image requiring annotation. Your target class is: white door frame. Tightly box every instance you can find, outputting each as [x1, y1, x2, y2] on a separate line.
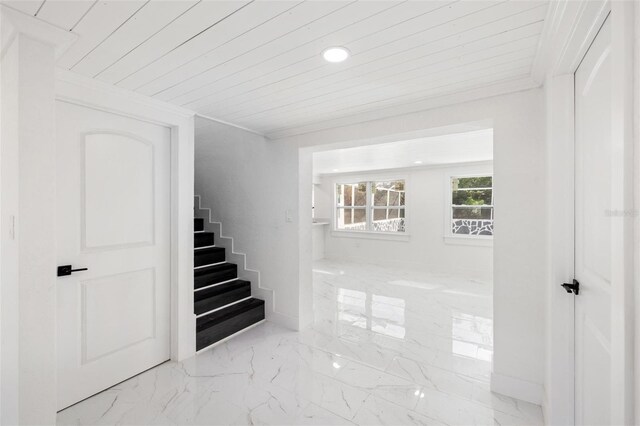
[544, 1, 636, 424]
[55, 69, 197, 363]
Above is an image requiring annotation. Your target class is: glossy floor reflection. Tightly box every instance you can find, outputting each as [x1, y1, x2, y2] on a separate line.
[57, 260, 543, 425]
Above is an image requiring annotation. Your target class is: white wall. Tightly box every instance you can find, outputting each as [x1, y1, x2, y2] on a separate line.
[1, 18, 20, 426]
[635, 4, 640, 424]
[1, 31, 59, 425]
[285, 88, 547, 405]
[314, 163, 493, 281]
[195, 117, 301, 329]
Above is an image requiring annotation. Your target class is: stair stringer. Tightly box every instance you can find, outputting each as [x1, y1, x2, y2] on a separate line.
[194, 195, 275, 319]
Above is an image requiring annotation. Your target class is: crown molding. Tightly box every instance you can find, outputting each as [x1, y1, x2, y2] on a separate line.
[0, 5, 77, 59]
[530, 0, 610, 82]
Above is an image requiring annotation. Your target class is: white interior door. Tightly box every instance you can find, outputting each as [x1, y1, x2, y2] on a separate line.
[574, 16, 613, 425]
[56, 101, 171, 410]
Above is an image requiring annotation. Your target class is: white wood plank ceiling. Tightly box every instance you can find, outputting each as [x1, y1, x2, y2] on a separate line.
[2, 0, 550, 138]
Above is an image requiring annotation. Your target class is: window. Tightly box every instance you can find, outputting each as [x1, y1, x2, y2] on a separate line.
[450, 175, 493, 237]
[335, 180, 405, 233]
[336, 182, 367, 230]
[371, 181, 406, 232]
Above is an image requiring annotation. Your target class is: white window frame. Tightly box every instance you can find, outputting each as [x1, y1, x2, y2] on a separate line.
[332, 174, 409, 240]
[444, 172, 493, 246]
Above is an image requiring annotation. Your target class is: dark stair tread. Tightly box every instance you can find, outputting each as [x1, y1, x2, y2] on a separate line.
[195, 232, 215, 248]
[194, 262, 238, 289]
[194, 262, 236, 277]
[194, 246, 225, 267]
[194, 218, 204, 232]
[194, 280, 251, 315]
[196, 298, 265, 350]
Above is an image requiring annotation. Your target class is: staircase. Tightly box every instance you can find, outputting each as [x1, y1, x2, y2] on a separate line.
[194, 217, 265, 351]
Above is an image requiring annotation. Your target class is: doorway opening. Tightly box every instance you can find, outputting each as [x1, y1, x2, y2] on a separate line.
[299, 127, 540, 423]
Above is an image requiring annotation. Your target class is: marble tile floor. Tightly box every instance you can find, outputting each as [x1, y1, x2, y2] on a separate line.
[57, 260, 543, 426]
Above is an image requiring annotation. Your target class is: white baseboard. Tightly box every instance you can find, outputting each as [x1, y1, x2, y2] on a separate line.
[267, 310, 300, 331]
[491, 372, 544, 405]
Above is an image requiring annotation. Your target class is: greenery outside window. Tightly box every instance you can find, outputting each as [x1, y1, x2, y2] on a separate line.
[450, 175, 493, 237]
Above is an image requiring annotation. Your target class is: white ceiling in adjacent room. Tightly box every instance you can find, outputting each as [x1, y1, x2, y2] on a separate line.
[2, 1, 549, 137]
[312, 129, 493, 175]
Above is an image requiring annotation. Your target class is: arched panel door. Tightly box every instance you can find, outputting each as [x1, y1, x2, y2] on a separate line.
[56, 101, 171, 410]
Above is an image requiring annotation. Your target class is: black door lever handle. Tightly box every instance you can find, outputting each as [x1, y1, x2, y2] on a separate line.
[561, 279, 580, 295]
[57, 265, 88, 277]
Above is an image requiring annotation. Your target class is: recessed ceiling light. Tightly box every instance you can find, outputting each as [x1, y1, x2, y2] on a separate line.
[323, 47, 350, 63]
[414, 160, 423, 164]
[332, 169, 339, 172]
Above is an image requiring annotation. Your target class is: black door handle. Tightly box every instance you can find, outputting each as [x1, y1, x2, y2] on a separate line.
[57, 265, 88, 277]
[561, 279, 580, 295]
